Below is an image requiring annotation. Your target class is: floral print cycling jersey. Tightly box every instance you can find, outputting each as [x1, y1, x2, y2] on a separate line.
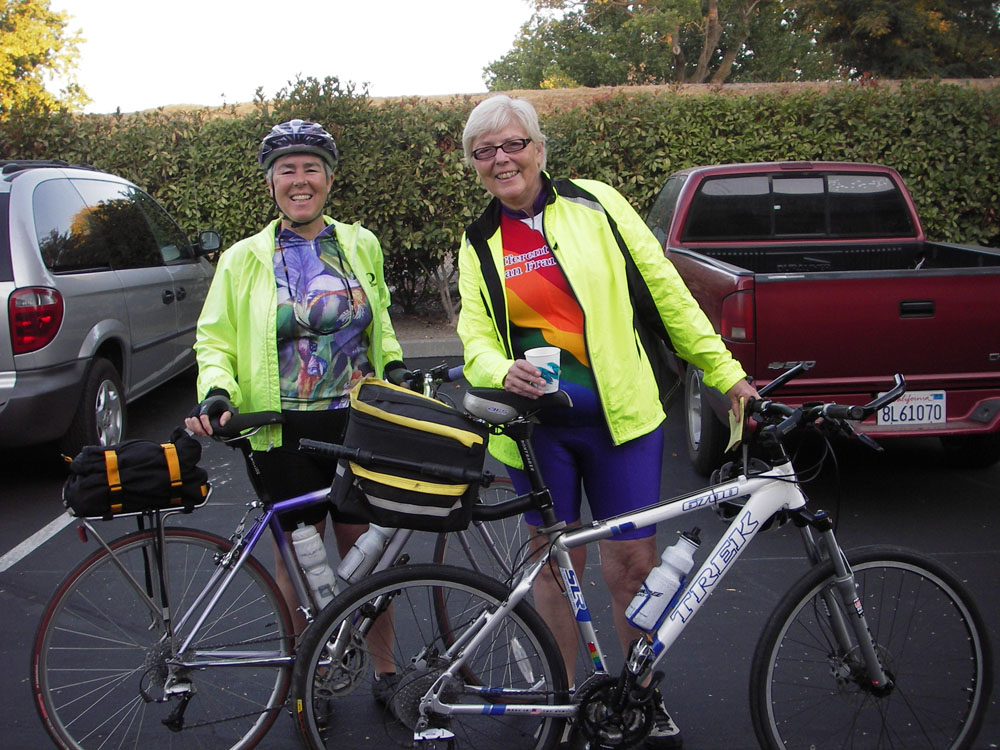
[273, 225, 374, 410]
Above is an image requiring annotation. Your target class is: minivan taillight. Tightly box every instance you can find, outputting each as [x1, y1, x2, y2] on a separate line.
[9, 287, 64, 354]
[720, 290, 754, 341]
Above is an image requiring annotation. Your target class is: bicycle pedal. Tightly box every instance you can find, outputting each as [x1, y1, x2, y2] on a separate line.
[412, 726, 455, 748]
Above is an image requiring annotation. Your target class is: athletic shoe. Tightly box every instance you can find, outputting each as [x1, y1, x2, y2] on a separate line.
[642, 689, 682, 749]
[372, 671, 402, 707]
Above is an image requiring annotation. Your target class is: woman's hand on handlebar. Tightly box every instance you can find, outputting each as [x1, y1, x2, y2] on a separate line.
[727, 379, 759, 420]
[185, 393, 236, 437]
[503, 359, 544, 400]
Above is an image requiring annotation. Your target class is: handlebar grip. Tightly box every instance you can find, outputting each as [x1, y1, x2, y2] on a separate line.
[823, 404, 866, 421]
[212, 411, 284, 439]
[298, 438, 354, 460]
[445, 365, 465, 383]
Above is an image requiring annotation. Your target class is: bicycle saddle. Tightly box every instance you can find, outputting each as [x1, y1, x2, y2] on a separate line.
[463, 388, 573, 425]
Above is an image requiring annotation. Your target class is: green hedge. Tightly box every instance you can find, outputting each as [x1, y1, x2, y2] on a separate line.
[3, 78, 998, 311]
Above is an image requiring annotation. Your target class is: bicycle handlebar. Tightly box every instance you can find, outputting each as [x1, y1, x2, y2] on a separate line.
[749, 370, 907, 448]
[297, 438, 494, 487]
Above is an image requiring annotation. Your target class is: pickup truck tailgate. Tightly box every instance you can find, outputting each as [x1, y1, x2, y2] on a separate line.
[753, 271, 1000, 389]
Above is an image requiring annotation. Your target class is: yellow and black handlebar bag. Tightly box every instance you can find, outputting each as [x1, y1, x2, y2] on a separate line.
[337, 377, 489, 532]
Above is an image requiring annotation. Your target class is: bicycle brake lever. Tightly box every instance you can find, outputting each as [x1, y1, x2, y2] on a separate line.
[839, 419, 884, 452]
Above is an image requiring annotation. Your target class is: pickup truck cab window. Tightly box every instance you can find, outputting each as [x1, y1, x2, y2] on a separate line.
[681, 173, 915, 242]
[683, 175, 771, 241]
[828, 175, 914, 237]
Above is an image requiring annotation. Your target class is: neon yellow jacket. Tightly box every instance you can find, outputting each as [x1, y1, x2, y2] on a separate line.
[457, 176, 747, 467]
[194, 217, 403, 450]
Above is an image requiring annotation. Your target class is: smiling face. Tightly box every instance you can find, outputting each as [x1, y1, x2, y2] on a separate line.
[471, 123, 545, 214]
[268, 152, 334, 238]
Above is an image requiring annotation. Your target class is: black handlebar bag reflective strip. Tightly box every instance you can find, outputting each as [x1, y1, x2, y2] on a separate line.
[335, 378, 489, 531]
[63, 427, 210, 520]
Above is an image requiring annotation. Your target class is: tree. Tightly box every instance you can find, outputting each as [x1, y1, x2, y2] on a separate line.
[792, 0, 1000, 79]
[485, 0, 820, 88]
[1, 0, 88, 116]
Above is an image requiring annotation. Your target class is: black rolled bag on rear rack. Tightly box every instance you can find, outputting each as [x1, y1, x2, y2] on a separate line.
[332, 377, 490, 532]
[62, 427, 210, 520]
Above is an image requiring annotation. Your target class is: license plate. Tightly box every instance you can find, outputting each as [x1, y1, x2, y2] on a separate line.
[876, 390, 946, 426]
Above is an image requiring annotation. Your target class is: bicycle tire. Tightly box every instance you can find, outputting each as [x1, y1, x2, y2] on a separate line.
[751, 545, 992, 750]
[433, 477, 528, 583]
[291, 563, 568, 750]
[32, 527, 294, 750]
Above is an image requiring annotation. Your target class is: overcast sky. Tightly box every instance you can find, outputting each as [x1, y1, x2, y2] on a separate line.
[49, 0, 534, 114]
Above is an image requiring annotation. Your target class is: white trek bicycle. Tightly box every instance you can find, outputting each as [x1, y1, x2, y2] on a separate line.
[290, 364, 992, 750]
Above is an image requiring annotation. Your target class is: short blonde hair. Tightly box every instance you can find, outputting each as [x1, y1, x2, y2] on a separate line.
[462, 95, 547, 169]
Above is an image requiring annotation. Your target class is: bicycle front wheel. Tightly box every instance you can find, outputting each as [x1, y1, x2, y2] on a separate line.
[292, 563, 568, 750]
[434, 477, 529, 583]
[751, 546, 992, 750]
[32, 527, 294, 750]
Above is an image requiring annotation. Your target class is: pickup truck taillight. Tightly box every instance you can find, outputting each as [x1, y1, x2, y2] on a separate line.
[721, 290, 754, 341]
[9, 287, 64, 354]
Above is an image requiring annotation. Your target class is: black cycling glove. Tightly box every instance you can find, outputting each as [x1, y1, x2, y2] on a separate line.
[384, 361, 410, 386]
[189, 389, 236, 428]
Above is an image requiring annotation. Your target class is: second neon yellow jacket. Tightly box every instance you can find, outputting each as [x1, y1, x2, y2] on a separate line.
[194, 217, 403, 451]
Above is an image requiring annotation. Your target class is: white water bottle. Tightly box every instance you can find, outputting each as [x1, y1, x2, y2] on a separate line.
[625, 528, 701, 632]
[292, 524, 337, 609]
[336, 524, 393, 584]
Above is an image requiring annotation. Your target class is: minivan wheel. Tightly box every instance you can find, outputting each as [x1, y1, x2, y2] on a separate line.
[60, 359, 126, 455]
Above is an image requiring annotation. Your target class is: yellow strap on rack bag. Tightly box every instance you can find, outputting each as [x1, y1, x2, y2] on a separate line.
[104, 450, 122, 492]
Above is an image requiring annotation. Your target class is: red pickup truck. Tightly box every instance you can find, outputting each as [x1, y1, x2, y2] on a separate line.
[645, 161, 1000, 474]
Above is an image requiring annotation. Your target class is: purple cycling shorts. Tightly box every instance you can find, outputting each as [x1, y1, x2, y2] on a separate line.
[507, 423, 664, 541]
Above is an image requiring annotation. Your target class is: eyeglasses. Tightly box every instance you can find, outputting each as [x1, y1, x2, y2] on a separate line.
[471, 138, 532, 161]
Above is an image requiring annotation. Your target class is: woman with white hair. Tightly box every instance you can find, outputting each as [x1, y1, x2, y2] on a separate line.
[456, 95, 758, 749]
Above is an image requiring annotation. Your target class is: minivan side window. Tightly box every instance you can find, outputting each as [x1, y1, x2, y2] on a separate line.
[132, 190, 195, 263]
[33, 179, 112, 272]
[71, 179, 163, 270]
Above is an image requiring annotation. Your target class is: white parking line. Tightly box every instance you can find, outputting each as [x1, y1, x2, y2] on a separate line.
[0, 512, 75, 573]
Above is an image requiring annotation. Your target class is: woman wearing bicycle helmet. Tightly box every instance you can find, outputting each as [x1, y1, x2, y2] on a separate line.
[186, 119, 406, 637]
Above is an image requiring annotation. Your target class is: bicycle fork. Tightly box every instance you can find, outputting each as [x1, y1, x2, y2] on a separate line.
[799, 514, 894, 695]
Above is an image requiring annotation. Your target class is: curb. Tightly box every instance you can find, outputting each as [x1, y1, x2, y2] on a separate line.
[400, 336, 463, 359]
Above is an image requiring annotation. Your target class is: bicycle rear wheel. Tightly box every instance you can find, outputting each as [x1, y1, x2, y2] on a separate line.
[32, 527, 294, 750]
[291, 563, 567, 750]
[751, 545, 992, 750]
[434, 477, 529, 583]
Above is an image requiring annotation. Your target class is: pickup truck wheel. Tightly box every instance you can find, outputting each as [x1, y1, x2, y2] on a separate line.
[684, 366, 728, 476]
[940, 433, 1000, 468]
[59, 359, 126, 456]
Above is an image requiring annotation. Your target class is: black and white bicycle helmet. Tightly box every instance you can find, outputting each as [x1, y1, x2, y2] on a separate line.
[257, 119, 340, 171]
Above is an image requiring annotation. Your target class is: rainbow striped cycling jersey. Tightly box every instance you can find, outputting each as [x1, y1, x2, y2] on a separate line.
[501, 213, 599, 422]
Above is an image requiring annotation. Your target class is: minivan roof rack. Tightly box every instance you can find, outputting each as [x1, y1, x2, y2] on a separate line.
[1, 160, 98, 176]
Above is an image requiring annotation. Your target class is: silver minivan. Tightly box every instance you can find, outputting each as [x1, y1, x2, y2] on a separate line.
[1, 160, 218, 455]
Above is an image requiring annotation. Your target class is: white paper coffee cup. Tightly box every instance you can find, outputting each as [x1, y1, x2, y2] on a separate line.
[525, 346, 561, 393]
